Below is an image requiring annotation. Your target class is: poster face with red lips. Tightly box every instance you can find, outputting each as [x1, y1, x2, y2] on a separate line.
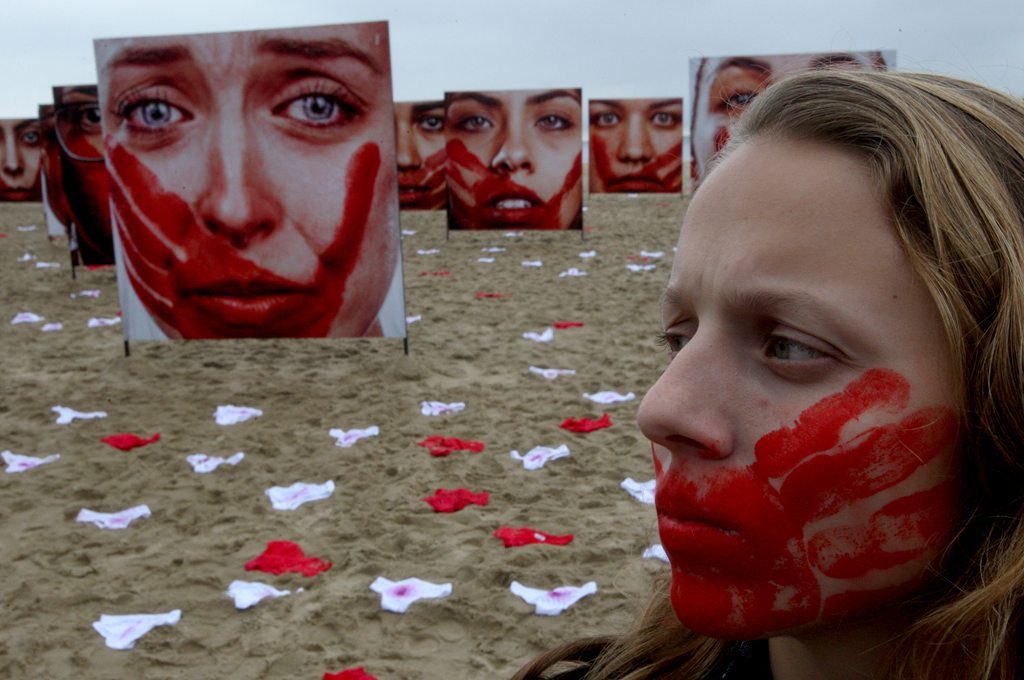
[689, 49, 895, 188]
[395, 100, 447, 210]
[53, 84, 114, 266]
[94, 22, 406, 340]
[445, 88, 583, 230]
[0, 118, 43, 202]
[588, 98, 683, 194]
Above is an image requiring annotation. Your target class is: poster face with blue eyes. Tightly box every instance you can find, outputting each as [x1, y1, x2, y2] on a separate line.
[588, 98, 684, 194]
[52, 84, 115, 265]
[0, 118, 43, 202]
[444, 88, 583, 230]
[94, 22, 406, 341]
[395, 100, 447, 210]
[689, 49, 895, 188]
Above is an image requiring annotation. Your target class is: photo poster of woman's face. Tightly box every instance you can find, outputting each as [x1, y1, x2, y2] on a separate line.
[38, 103, 72, 241]
[588, 97, 684, 194]
[0, 117, 44, 202]
[688, 49, 894, 188]
[93, 22, 407, 341]
[444, 88, 583, 231]
[53, 84, 115, 266]
[395, 100, 447, 210]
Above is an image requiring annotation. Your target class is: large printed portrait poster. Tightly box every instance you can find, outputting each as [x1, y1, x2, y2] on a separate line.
[395, 100, 446, 210]
[0, 118, 43, 201]
[588, 97, 683, 193]
[38, 104, 69, 239]
[95, 22, 406, 340]
[53, 84, 114, 265]
[445, 88, 583, 230]
[689, 50, 894, 188]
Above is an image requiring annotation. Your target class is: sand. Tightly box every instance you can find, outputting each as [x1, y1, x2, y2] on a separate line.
[0, 193, 686, 680]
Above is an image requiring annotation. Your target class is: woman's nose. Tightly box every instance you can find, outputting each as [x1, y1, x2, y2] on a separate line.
[196, 123, 281, 247]
[491, 126, 533, 173]
[396, 126, 422, 170]
[618, 113, 654, 163]
[636, 338, 735, 461]
[3, 136, 23, 177]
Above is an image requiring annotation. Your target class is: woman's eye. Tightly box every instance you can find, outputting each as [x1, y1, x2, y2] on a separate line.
[766, 337, 823, 361]
[285, 94, 347, 125]
[21, 130, 40, 145]
[537, 114, 571, 130]
[650, 111, 680, 127]
[126, 100, 184, 129]
[593, 112, 619, 127]
[724, 91, 758, 111]
[657, 331, 690, 354]
[419, 115, 444, 132]
[456, 115, 492, 131]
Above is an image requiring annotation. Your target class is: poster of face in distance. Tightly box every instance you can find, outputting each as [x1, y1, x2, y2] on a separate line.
[588, 97, 683, 193]
[395, 100, 446, 210]
[445, 88, 582, 230]
[53, 85, 114, 265]
[690, 50, 894, 188]
[0, 118, 43, 201]
[38, 103, 70, 240]
[95, 22, 406, 340]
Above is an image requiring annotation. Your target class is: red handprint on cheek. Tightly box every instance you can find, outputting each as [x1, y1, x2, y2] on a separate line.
[656, 369, 958, 639]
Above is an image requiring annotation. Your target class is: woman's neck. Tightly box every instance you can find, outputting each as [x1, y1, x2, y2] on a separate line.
[767, 611, 909, 680]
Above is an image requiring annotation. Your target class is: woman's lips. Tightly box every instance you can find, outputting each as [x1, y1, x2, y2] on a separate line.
[607, 175, 666, 192]
[482, 192, 543, 226]
[182, 279, 313, 328]
[657, 513, 748, 571]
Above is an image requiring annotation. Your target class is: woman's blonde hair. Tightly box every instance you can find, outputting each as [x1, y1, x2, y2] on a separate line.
[514, 69, 1024, 679]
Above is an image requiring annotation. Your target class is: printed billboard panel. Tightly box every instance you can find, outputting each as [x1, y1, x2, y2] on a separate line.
[689, 50, 894, 188]
[445, 88, 583, 230]
[588, 97, 683, 194]
[53, 84, 114, 265]
[95, 22, 406, 340]
[395, 100, 446, 210]
[38, 103, 70, 239]
[0, 118, 43, 201]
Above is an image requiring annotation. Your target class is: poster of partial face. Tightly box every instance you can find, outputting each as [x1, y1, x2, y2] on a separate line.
[0, 118, 43, 201]
[588, 98, 683, 193]
[53, 85, 115, 265]
[395, 100, 446, 210]
[95, 22, 406, 340]
[689, 50, 894, 187]
[445, 88, 582, 230]
[38, 104, 71, 240]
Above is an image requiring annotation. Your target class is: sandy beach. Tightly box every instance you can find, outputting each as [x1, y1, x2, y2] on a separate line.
[1, 192, 686, 679]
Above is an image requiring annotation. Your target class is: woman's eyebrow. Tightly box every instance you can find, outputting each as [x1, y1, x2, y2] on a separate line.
[527, 89, 582, 106]
[648, 99, 682, 110]
[257, 37, 381, 74]
[411, 101, 445, 115]
[446, 92, 502, 108]
[107, 45, 190, 70]
[590, 99, 625, 112]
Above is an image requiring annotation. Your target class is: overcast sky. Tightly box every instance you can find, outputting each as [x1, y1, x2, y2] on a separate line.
[3, 0, 1021, 119]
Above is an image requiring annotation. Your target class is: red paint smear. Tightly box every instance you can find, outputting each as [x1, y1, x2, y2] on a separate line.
[754, 368, 910, 478]
[552, 321, 584, 329]
[422, 488, 490, 513]
[0, 233, 7, 238]
[493, 526, 574, 548]
[779, 406, 957, 524]
[445, 139, 581, 230]
[560, 413, 612, 433]
[590, 133, 682, 193]
[808, 481, 957, 579]
[417, 435, 485, 457]
[100, 432, 161, 451]
[107, 140, 380, 338]
[475, 291, 511, 299]
[245, 540, 331, 577]
[399, 146, 447, 210]
[323, 668, 377, 680]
